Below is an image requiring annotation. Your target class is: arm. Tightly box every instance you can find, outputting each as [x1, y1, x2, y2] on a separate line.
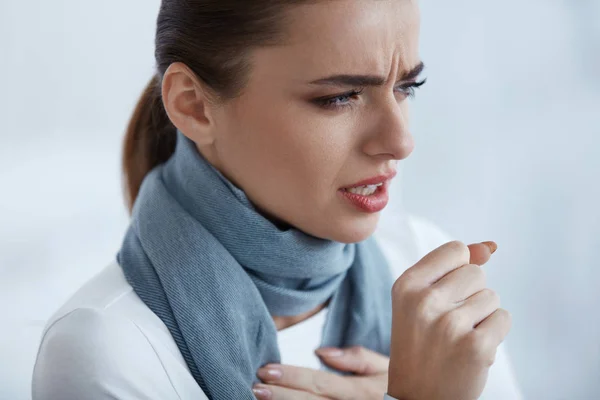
[384, 343, 523, 400]
[32, 307, 206, 400]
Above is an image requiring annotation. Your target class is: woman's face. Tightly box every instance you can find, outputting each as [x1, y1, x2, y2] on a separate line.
[206, 0, 421, 243]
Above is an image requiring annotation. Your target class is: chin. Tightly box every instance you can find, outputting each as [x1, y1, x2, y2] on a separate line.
[322, 212, 382, 244]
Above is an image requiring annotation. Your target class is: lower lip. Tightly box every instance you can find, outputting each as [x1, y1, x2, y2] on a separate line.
[338, 183, 390, 213]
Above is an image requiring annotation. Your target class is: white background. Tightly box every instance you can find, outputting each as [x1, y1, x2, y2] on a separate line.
[1, 1, 599, 399]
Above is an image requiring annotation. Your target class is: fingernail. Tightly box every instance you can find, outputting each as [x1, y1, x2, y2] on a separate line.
[482, 241, 498, 254]
[257, 366, 283, 382]
[253, 385, 272, 400]
[315, 347, 344, 357]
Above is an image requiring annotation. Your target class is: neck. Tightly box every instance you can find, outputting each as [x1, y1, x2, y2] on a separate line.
[273, 300, 329, 331]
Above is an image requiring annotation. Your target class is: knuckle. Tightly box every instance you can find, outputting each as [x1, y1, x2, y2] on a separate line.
[347, 346, 375, 374]
[438, 309, 466, 339]
[485, 349, 498, 367]
[356, 362, 372, 376]
[462, 264, 487, 289]
[425, 286, 444, 306]
[416, 288, 444, 321]
[481, 288, 500, 308]
[393, 272, 416, 297]
[348, 345, 365, 357]
[310, 372, 332, 396]
[469, 330, 491, 350]
[499, 308, 513, 329]
[467, 263, 486, 280]
[391, 276, 408, 298]
[464, 331, 496, 366]
[446, 240, 470, 263]
[479, 287, 495, 299]
[463, 263, 480, 273]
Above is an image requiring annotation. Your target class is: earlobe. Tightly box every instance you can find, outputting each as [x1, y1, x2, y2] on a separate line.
[161, 62, 215, 146]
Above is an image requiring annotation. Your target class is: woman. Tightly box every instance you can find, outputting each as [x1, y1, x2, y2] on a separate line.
[32, 1, 522, 399]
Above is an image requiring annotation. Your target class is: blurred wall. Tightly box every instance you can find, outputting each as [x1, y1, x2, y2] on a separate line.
[1, 1, 598, 399]
[410, 2, 600, 399]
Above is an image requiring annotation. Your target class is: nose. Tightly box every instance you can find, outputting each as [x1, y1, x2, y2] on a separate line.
[361, 101, 415, 161]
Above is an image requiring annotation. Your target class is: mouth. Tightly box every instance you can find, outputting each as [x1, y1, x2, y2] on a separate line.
[343, 183, 384, 196]
[338, 171, 397, 213]
[341, 171, 397, 193]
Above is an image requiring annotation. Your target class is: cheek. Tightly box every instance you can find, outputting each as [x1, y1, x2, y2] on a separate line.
[227, 104, 354, 197]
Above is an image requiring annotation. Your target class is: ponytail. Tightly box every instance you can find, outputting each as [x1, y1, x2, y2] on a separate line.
[122, 75, 177, 212]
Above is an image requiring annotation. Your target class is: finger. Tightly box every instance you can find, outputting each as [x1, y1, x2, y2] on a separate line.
[257, 364, 354, 399]
[474, 308, 512, 347]
[401, 241, 474, 287]
[468, 241, 497, 266]
[253, 383, 329, 400]
[315, 346, 389, 375]
[458, 288, 501, 327]
[433, 264, 486, 303]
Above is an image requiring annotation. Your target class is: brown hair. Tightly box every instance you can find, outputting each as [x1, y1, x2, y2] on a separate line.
[122, 0, 310, 211]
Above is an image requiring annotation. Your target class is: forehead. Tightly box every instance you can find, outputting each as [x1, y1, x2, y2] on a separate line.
[264, 0, 421, 79]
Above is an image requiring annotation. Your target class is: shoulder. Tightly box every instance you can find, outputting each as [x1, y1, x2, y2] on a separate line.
[32, 306, 188, 399]
[45, 261, 137, 323]
[32, 262, 206, 400]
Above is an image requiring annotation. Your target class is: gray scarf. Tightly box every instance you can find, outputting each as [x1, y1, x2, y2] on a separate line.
[118, 132, 393, 399]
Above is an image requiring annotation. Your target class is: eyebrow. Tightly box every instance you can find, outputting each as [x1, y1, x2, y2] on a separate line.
[309, 61, 425, 87]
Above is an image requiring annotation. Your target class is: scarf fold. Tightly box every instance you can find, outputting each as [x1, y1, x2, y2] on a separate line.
[118, 132, 393, 399]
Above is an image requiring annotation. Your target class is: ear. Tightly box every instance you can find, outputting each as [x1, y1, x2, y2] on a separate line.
[161, 62, 216, 146]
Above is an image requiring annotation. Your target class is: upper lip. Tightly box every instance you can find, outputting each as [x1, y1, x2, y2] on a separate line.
[343, 170, 398, 189]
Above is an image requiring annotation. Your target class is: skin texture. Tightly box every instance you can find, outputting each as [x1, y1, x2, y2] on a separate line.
[251, 242, 511, 400]
[160, 1, 512, 399]
[161, 0, 420, 245]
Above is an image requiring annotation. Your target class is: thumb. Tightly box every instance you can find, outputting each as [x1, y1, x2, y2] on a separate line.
[315, 346, 389, 375]
[468, 241, 498, 266]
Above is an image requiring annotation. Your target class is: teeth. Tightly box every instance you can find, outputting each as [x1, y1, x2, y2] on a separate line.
[346, 183, 382, 196]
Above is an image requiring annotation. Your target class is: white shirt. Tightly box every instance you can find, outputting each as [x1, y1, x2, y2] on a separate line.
[31, 215, 523, 400]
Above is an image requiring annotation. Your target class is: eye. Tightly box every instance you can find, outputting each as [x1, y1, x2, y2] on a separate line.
[395, 78, 427, 99]
[314, 88, 365, 109]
